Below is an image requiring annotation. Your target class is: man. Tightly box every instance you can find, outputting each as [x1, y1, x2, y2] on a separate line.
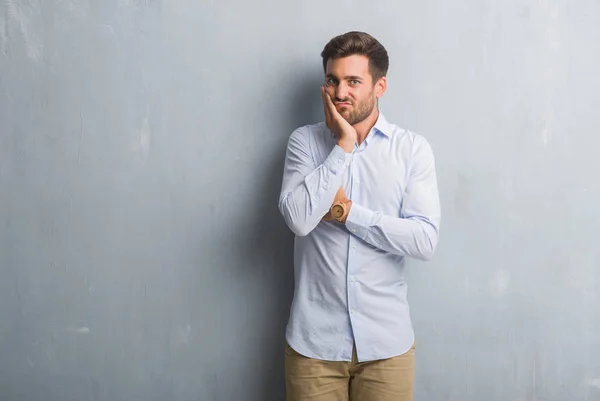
[278, 31, 441, 401]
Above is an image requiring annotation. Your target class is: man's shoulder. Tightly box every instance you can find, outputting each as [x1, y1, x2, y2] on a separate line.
[287, 121, 329, 144]
[385, 120, 430, 147]
[291, 121, 328, 136]
[390, 126, 436, 163]
[380, 118, 436, 162]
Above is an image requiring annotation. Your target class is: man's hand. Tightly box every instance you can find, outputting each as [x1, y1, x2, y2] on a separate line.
[321, 86, 357, 153]
[323, 186, 352, 222]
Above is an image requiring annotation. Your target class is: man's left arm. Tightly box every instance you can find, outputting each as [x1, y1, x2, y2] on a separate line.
[344, 136, 441, 261]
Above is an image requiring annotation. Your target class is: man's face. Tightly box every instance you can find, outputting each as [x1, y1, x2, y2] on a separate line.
[324, 55, 384, 125]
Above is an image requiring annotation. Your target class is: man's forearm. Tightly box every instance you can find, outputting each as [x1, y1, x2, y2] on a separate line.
[344, 203, 440, 260]
[279, 143, 352, 236]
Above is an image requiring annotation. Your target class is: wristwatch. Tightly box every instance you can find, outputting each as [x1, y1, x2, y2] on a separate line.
[330, 201, 349, 222]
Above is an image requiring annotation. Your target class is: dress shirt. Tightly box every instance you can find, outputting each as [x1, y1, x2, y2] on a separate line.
[278, 111, 441, 362]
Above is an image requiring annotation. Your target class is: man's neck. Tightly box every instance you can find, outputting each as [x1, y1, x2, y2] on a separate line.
[353, 108, 379, 145]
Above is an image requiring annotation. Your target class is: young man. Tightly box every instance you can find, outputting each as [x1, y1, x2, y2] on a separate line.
[278, 31, 441, 401]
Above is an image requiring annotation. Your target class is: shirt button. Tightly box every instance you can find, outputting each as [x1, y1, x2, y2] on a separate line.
[350, 309, 356, 314]
[351, 229, 357, 233]
[351, 276, 356, 282]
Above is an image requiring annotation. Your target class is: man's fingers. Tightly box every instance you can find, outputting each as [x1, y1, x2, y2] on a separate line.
[324, 89, 336, 113]
[322, 86, 338, 117]
[321, 87, 330, 111]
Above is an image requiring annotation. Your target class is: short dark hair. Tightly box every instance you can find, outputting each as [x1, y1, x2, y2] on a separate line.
[320, 31, 389, 82]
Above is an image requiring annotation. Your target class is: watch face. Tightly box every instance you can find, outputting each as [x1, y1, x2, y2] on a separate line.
[331, 204, 345, 219]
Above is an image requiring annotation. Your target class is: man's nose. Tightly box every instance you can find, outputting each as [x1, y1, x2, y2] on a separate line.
[335, 83, 349, 100]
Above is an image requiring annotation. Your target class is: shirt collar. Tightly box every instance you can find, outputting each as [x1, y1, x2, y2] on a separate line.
[328, 110, 393, 139]
[373, 111, 392, 138]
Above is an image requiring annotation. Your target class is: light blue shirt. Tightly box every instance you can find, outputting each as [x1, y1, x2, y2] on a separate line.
[278, 111, 441, 362]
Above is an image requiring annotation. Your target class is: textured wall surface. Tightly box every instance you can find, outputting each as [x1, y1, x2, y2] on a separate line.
[1, 1, 599, 400]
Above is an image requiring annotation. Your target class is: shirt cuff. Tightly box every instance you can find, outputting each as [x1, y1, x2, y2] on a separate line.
[345, 203, 375, 239]
[323, 145, 353, 175]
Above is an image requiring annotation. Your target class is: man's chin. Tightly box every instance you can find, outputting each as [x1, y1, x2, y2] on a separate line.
[341, 112, 353, 123]
[344, 114, 361, 125]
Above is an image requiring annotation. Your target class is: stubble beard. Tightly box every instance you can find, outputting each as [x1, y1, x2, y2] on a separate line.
[342, 94, 377, 126]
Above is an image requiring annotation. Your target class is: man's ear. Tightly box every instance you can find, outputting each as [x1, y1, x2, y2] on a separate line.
[375, 77, 387, 99]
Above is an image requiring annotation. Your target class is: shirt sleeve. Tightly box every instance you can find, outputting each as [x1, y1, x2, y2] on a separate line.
[278, 127, 354, 237]
[344, 135, 441, 260]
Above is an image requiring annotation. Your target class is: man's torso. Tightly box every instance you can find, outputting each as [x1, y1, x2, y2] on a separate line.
[286, 114, 422, 363]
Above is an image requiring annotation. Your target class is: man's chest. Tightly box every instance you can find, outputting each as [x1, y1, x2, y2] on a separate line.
[316, 142, 410, 214]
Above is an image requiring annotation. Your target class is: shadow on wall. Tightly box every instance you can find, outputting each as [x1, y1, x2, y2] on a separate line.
[239, 70, 325, 270]
[246, 71, 326, 401]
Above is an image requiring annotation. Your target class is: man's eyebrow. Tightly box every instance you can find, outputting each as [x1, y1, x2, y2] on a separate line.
[325, 74, 364, 80]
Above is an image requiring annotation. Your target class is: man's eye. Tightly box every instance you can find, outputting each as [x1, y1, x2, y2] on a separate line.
[351, 80, 360, 85]
[326, 78, 337, 85]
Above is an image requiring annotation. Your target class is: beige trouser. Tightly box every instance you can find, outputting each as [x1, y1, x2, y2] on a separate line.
[285, 341, 415, 401]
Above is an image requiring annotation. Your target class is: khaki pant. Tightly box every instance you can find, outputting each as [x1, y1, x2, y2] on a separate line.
[285, 341, 415, 401]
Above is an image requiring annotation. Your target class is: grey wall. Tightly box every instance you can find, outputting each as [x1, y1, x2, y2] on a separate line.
[1, 1, 599, 400]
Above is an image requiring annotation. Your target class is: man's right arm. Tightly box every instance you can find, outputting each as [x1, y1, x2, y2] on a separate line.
[278, 127, 353, 237]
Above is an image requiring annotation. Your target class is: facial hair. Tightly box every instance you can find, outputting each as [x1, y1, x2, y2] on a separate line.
[337, 90, 377, 125]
